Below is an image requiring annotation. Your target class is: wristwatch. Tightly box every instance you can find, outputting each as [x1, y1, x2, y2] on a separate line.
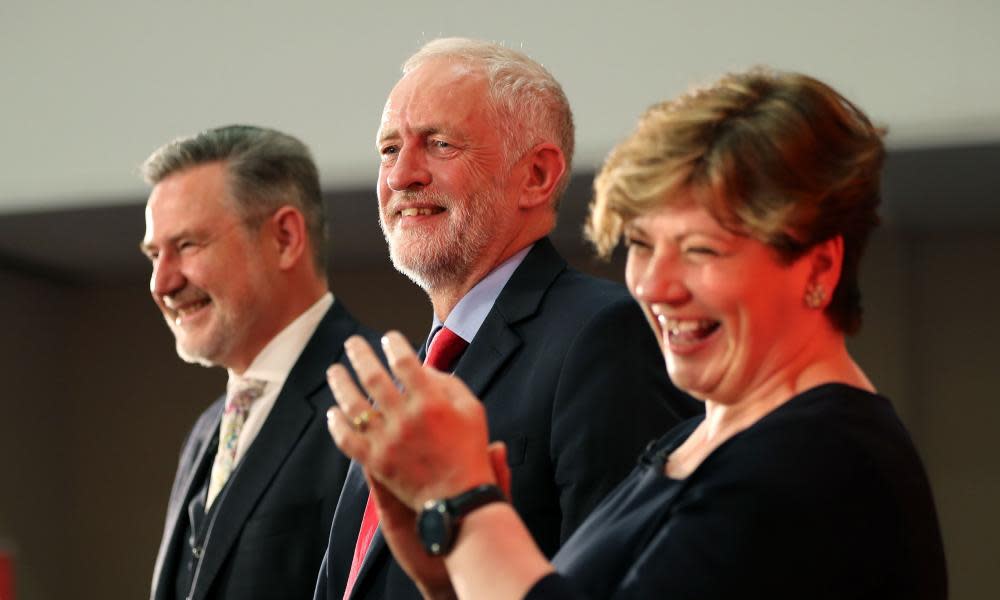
[417, 484, 506, 556]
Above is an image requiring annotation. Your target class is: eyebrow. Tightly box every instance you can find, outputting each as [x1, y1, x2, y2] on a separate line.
[138, 228, 196, 255]
[377, 125, 448, 146]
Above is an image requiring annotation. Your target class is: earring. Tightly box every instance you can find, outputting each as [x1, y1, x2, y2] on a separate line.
[804, 282, 826, 309]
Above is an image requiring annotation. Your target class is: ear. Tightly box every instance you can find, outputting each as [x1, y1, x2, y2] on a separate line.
[267, 206, 309, 271]
[803, 235, 844, 309]
[515, 142, 566, 210]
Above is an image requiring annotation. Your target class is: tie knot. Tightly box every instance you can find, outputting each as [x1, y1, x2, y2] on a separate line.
[424, 327, 468, 372]
[226, 377, 267, 411]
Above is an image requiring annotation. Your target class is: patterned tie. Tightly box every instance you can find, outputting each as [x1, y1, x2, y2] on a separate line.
[342, 327, 469, 599]
[206, 377, 266, 509]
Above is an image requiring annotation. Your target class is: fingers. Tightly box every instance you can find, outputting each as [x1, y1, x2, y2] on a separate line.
[381, 331, 430, 401]
[326, 360, 377, 464]
[345, 335, 403, 412]
[326, 403, 369, 463]
[327, 361, 371, 418]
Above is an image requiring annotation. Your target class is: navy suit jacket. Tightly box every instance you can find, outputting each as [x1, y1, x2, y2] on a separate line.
[151, 301, 380, 600]
[314, 238, 699, 600]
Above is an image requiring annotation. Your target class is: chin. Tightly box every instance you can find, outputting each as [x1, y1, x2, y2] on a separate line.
[174, 342, 218, 368]
[389, 245, 468, 290]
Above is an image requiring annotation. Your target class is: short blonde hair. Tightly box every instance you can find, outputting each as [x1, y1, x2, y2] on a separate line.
[587, 68, 885, 334]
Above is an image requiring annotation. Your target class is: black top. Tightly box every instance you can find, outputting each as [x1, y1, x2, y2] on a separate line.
[526, 384, 947, 599]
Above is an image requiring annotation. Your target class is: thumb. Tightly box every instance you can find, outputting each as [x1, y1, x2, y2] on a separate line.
[487, 441, 512, 500]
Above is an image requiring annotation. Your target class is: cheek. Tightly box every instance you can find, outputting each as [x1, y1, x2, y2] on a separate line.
[623, 254, 643, 298]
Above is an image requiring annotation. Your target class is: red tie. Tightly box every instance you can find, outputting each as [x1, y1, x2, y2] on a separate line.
[341, 327, 468, 599]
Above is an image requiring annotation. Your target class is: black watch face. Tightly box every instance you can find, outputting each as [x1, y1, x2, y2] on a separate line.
[418, 503, 452, 556]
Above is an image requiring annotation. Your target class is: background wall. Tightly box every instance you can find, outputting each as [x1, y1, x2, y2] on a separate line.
[1, 2, 998, 599]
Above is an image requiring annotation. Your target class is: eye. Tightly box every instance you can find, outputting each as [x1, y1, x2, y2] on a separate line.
[429, 138, 459, 155]
[681, 244, 724, 260]
[177, 239, 201, 254]
[379, 145, 399, 163]
[624, 236, 651, 251]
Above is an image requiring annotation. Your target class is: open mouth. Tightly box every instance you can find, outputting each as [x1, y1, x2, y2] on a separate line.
[398, 206, 445, 217]
[660, 317, 721, 347]
[169, 298, 211, 326]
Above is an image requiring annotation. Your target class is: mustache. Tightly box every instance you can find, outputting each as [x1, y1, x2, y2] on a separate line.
[384, 191, 455, 214]
[163, 286, 209, 310]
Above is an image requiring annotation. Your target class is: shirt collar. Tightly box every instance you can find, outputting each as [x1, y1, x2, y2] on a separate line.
[427, 243, 533, 348]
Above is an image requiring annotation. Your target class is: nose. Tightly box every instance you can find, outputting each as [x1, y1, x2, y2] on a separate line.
[150, 252, 185, 300]
[386, 145, 431, 192]
[632, 250, 691, 307]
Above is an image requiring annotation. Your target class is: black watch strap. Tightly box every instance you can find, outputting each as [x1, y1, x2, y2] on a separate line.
[418, 484, 506, 556]
[448, 484, 506, 516]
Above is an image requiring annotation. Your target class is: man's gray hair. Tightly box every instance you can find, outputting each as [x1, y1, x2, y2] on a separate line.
[141, 124, 327, 273]
[403, 38, 575, 207]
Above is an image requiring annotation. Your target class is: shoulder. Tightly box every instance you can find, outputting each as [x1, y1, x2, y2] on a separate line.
[320, 299, 382, 347]
[684, 384, 937, 538]
[661, 385, 945, 595]
[536, 267, 645, 334]
[549, 266, 633, 306]
[705, 385, 913, 484]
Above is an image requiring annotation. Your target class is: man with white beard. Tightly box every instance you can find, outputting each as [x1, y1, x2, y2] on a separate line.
[314, 38, 698, 600]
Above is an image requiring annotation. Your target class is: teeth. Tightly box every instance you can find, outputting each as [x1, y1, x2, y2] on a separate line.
[660, 317, 716, 335]
[172, 299, 209, 325]
[400, 207, 438, 217]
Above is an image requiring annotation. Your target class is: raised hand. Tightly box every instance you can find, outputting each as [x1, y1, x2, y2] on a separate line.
[326, 331, 497, 508]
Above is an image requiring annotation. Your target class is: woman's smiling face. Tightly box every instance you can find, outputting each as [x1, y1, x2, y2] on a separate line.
[624, 199, 817, 404]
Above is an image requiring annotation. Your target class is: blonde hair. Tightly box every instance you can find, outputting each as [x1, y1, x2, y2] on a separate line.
[588, 68, 885, 333]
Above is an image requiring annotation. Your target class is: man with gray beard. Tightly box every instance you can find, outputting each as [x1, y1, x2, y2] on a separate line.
[315, 38, 698, 600]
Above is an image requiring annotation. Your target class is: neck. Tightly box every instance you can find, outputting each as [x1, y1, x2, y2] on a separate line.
[426, 235, 541, 321]
[227, 277, 328, 374]
[701, 332, 873, 443]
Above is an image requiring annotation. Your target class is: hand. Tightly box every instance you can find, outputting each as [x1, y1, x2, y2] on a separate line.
[327, 332, 496, 508]
[367, 475, 456, 600]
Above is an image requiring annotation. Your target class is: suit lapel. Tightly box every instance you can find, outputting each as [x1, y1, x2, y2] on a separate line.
[455, 237, 566, 398]
[190, 303, 358, 598]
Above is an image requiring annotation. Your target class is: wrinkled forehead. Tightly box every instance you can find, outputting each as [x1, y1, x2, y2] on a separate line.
[377, 58, 493, 139]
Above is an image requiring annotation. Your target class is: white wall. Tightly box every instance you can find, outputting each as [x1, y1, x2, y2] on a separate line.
[2, 0, 999, 212]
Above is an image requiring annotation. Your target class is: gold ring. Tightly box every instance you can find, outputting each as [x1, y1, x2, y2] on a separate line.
[352, 408, 381, 433]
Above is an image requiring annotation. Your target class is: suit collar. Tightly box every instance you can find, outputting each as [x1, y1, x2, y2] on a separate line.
[454, 237, 566, 397]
